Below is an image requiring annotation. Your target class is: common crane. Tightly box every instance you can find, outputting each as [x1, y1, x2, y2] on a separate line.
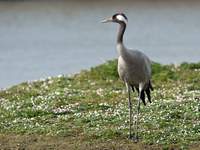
[101, 13, 153, 141]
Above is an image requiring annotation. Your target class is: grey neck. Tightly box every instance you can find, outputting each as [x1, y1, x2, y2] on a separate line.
[117, 22, 126, 44]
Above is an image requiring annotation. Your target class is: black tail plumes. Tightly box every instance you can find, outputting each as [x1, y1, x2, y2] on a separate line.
[145, 88, 151, 103]
[140, 90, 146, 105]
[131, 81, 153, 106]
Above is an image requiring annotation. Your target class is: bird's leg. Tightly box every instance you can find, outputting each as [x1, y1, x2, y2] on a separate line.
[134, 83, 143, 142]
[126, 83, 133, 139]
[134, 93, 141, 142]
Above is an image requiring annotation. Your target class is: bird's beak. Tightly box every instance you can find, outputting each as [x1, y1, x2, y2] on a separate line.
[101, 17, 113, 23]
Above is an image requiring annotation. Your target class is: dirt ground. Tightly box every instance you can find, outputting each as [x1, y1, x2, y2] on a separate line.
[0, 134, 157, 150]
[0, 134, 199, 150]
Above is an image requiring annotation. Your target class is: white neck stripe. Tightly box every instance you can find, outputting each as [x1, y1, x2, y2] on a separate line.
[116, 15, 128, 24]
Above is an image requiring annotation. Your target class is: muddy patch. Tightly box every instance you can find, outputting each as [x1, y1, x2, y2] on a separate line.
[0, 134, 166, 150]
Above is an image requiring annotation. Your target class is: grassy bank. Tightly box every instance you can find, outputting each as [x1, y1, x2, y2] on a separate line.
[0, 60, 200, 149]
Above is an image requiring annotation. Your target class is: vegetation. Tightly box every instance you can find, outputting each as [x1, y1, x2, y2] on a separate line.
[0, 60, 200, 149]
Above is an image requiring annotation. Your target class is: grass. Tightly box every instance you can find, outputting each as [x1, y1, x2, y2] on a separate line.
[0, 60, 200, 149]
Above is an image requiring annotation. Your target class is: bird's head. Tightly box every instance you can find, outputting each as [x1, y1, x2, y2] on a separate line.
[101, 13, 128, 25]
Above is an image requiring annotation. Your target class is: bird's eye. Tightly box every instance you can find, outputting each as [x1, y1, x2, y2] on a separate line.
[112, 14, 117, 20]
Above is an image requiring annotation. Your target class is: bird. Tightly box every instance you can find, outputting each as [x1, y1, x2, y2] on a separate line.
[101, 13, 153, 141]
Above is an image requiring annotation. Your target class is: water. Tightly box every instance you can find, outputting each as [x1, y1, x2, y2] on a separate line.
[0, 0, 200, 88]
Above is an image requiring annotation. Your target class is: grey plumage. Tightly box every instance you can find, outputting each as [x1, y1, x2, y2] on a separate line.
[102, 13, 153, 141]
[118, 45, 153, 105]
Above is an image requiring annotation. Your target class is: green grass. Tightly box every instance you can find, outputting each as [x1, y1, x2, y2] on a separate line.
[0, 60, 200, 149]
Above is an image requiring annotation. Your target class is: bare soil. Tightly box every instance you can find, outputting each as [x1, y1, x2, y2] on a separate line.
[0, 134, 159, 150]
[0, 134, 199, 150]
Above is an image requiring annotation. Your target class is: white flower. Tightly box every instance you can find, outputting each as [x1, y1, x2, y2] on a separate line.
[57, 74, 63, 78]
[96, 88, 103, 96]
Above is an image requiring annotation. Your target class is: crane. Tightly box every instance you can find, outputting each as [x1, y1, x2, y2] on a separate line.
[101, 13, 153, 141]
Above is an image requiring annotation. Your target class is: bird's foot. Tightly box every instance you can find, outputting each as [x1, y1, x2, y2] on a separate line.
[134, 135, 139, 143]
[128, 134, 139, 143]
[128, 134, 133, 140]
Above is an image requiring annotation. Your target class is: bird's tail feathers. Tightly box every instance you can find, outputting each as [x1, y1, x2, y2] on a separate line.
[140, 90, 146, 105]
[145, 88, 151, 103]
[131, 80, 153, 106]
[131, 86, 146, 106]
